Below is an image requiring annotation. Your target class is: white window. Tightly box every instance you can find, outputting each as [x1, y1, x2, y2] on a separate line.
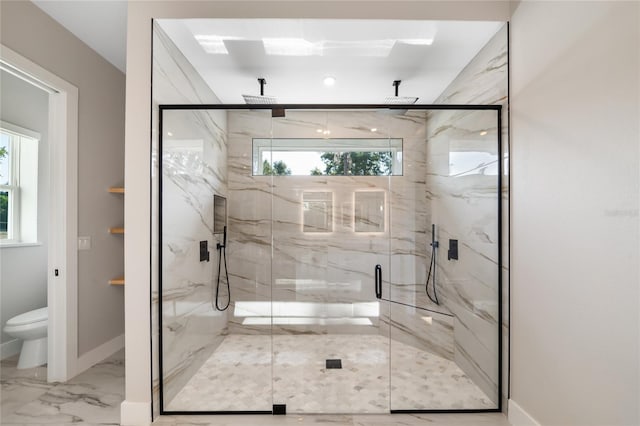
[0, 122, 39, 244]
[253, 138, 403, 176]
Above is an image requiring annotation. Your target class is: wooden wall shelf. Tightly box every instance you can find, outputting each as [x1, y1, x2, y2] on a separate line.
[109, 277, 125, 286]
[108, 185, 125, 287]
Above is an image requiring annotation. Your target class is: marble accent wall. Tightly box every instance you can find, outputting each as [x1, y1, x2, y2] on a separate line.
[152, 22, 228, 412]
[226, 110, 454, 362]
[427, 24, 508, 406]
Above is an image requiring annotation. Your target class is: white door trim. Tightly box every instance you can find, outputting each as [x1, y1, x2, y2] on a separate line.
[0, 44, 79, 382]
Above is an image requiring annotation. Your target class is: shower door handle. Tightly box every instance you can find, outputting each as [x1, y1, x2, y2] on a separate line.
[375, 264, 382, 299]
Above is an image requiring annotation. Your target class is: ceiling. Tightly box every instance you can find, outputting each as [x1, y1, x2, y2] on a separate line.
[30, 3, 504, 103]
[158, 19, 503, 104]
[32, 0, 127, 73]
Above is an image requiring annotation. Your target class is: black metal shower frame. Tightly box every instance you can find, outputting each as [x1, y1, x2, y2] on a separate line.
[157, 103, 503, 416]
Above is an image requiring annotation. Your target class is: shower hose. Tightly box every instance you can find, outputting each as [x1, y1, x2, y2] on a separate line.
[214, 226, 230, 311]
[426, 225, 440, 305]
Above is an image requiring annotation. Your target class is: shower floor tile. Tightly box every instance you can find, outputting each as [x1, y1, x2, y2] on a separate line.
[166, 334, 494, 413]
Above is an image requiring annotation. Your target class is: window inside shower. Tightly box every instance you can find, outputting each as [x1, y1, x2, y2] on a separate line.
[252, 138, 403, 176]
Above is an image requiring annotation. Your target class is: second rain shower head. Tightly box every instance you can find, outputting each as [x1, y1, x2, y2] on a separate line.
[384, 80, 418, 104]
[242, 78, 278, 104]
[241, 94, 277, 104]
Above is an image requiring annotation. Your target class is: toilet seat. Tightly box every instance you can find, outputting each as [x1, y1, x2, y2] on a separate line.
[6, 307, 48, 326]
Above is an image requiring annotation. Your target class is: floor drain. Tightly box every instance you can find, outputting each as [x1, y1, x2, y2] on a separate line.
[326, 359, 342, 369]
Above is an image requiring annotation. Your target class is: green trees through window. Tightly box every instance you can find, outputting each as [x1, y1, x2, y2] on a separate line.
[318, 151, 392, 176]
[0, 192, 7, 238]
[0, 143, 8, 238]
[262, 159, 292, 175]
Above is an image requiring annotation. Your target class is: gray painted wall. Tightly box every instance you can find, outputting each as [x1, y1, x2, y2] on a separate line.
[0, 70, 49, 348]
[510, 1, 639, 424]
[0, 1, 126, 356]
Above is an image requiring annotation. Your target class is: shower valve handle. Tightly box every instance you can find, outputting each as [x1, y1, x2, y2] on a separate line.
[375, 264, 382, 299]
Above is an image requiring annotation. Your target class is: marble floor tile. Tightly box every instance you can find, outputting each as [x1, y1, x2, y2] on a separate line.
[166, 334, 493, 413]
[0, 350, 124, 425]
[352, 413, 510, 425]
[2, 342, 502, 426]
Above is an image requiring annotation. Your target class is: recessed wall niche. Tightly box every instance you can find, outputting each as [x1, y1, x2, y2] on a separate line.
[302, 191, 333, 233]
[354, 191, 385, 233]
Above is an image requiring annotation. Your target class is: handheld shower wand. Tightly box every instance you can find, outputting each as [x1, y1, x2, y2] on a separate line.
[214, 225, 230, 311]
[426, 224, 440, 305]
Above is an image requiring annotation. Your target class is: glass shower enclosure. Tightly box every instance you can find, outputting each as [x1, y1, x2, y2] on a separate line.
[158, 105, 502, 414]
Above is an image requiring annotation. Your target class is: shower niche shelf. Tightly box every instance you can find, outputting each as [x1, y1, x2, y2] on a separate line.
[108, 186, 125, 286]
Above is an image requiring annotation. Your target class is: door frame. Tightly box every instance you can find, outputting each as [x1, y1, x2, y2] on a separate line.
[0, 45, 79, 382]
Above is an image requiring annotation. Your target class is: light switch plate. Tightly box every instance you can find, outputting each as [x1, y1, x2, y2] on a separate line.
[78, 236, 91, 250]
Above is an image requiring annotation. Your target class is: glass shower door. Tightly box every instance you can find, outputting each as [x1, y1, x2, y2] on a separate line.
[388, 108, 501, 411]
[269, 109, 392, 413]
[158, 106, 502, 414]
[160, 108, 274, 413]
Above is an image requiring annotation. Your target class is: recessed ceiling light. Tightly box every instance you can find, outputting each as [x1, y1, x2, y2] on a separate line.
[167, 131, 173, 136]
[323, 76, 336, 87]
[316, 129, 323, 133]
[480, 131, 488, 136]
[370, 128, 377, 132]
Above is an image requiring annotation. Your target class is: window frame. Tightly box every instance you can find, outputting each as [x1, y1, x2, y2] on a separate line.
[252, 137, 403, 176]
[0, 121, 40, 245]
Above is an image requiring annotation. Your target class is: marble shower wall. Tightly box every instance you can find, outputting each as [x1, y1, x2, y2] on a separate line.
[426, 24, 508, 406]
[152, 22, 228, 411]
[224, 110, 273, 337]
[160, 109, 228, 404]
[226, 110, 454, 361]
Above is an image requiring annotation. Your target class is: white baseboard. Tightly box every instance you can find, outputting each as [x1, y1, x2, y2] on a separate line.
[75, 333, 124, 376]
[509, 399, 541, 425]
[0, 339, 22, 360]
[120, 400, 151, 425]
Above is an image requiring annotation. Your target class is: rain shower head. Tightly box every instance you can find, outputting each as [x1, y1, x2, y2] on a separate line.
[242, 77, 278, 104]
[241, 94, 278, 104]
[384, 96, 418, 105]
[384, 80, 418, 105]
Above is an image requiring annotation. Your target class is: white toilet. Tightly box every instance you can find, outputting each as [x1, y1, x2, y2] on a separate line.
[4, 307, 48, 369]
